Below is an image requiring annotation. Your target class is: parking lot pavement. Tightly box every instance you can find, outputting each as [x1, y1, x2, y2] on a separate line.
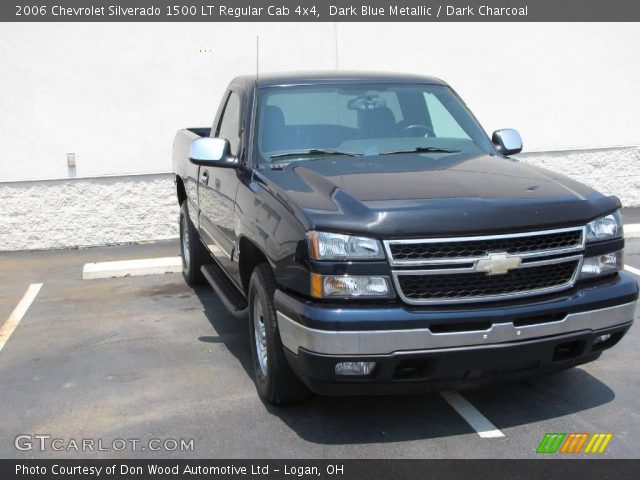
[626, 236, 640, 266]
[621, 207, 640, 225]
[0, 240, 638, 459]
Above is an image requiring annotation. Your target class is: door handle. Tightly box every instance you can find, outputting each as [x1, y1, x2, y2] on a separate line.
[201, 170, 209, 185]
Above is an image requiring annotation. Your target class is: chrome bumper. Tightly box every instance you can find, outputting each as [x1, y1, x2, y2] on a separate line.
[277, 301, 636, 356]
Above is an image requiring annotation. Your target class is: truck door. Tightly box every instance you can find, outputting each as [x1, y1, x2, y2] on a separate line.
[198, 90, 242, 277]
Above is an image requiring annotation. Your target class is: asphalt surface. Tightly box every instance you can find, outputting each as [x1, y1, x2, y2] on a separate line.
[0, 239, 638, 459]
[621, 207, 640, 224]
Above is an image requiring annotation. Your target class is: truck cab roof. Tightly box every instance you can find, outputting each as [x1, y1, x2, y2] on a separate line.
[232, 71, 448, 88]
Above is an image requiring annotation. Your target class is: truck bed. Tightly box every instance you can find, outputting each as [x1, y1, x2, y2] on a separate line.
[172, 128, 210, 179]
[188, 127, 211, 137]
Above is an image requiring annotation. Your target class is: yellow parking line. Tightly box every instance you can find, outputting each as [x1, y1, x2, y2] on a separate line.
[0, 284, 43, 353]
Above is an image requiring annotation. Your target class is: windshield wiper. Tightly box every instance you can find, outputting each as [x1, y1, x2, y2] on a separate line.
[379, 146, 461, 155]
[270, 149, 362, 161]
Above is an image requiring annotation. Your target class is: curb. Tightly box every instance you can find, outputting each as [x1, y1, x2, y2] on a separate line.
[83, 256, 182, 280]
[625, 223, 640, 239]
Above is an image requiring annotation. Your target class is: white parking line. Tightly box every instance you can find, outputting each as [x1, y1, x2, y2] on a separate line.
[624, 264, 640, 277]
[0, 283, 43, 353]
[83, 257, 182, 280]
[441, 391, 505, 438]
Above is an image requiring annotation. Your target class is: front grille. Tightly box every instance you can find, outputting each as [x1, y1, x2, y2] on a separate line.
[386, 228, 583, 265]
[385, 227, 586, 305]
[396, 259, 580, 302]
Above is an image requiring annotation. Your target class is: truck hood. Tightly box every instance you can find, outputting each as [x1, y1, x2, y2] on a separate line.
[257, 153, 620, 237]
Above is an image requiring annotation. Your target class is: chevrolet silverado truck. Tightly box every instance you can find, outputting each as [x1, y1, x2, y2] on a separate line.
[172, 72, 638, 404]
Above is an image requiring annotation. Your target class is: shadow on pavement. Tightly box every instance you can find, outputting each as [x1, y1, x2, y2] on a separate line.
[462, 367, 616, 430]
[194, 287, 616, 445]
[265, 368, 614, 445]
[194, 287, 254, 381]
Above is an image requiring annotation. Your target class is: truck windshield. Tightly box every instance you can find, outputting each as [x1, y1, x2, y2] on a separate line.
[254, 84, 496, 168]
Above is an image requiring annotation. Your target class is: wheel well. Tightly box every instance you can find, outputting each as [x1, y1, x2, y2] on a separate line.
[238, 238, 269, 293]
[176, 175, 186, 205]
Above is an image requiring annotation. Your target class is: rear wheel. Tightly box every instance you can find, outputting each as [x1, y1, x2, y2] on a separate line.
[179, 201, 209, 286]
[248, 264, 310, 405]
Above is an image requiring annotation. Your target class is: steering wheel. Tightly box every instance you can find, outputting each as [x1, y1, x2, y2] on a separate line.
[399, 124, 435, 137]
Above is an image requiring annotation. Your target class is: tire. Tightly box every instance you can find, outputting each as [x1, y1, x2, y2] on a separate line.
[248, 264, 311, 405]
[179, 201, 210, 286]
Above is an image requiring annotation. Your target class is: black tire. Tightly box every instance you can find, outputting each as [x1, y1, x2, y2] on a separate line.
[248, 264, 311, 405]
[179, 201, 210, 286]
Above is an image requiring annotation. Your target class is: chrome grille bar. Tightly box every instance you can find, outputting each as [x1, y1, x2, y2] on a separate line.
[384, 226, 585, 267]
[385, 227, 586, 305]
[391, 256, 583, 305]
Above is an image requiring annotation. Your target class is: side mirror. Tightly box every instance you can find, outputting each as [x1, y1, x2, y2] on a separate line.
[492, 129, 523, 156]
[188, 137, 237, 167]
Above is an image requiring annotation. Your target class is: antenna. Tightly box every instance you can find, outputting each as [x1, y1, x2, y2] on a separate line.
[255, 35, 260, 164]
[256, 35, 259, 89]
[334, 23, 339, 71]
[255, 34, 260, 124]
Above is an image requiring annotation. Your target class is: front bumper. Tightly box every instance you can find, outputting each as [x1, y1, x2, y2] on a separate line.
[275, 272, 638, 395]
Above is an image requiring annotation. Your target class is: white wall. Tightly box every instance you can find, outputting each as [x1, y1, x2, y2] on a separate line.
[337, 23, 640, 152]
[1, 22, 639, 182]
[1, 22, 639, 251]
[0, 23, 338, 181]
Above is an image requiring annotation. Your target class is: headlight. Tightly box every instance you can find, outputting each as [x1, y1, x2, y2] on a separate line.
[586, 211, 623, 242]
[580, 251, 623, 279]
[310, 273, 392, 298]
[307, 231, 385, 260]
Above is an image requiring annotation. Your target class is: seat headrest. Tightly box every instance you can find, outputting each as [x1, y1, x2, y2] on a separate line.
[261, 105, 286, 153]
[358, 107, 396, 138]
[263, 105, 285, 128]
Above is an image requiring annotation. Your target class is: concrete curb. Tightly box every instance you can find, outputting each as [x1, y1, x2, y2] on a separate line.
[625, 224, 640, 239]
[82, 256, 181, 280]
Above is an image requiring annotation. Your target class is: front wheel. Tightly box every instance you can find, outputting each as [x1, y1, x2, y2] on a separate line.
[248, 264, 310, 405]
[179, 201, 209, 286]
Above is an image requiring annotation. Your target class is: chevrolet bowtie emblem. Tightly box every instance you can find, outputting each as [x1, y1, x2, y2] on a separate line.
[475, 252, 522, 275]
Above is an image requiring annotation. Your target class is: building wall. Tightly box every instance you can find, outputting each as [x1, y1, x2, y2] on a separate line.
[518, 147, 640, 207]
[1, 22, 639, 250]
[1, 146, 637, 252]
[0, 174, 179, 251]
[337, 23, 640, 152]
[2, 22, 639, 182]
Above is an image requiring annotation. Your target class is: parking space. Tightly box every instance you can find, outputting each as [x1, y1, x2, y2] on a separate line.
[0, 239, 638, 459]
[624, 235, 640, 272]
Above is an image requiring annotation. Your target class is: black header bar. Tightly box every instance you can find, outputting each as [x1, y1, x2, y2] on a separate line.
[1, 459, 640, 480]
[3, 0, 640, 22]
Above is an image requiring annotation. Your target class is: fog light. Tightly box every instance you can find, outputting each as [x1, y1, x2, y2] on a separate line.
[593, 333, 612, 345]
[335, 361, 376, 376]
[580, 251, 623, 279]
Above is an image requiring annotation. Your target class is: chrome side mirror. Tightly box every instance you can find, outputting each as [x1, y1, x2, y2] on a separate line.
[188, 137, 237, 167]
[492, 129, 523, 156]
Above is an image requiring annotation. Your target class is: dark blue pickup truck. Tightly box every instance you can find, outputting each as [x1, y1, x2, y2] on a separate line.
[172, 72, 637, 404]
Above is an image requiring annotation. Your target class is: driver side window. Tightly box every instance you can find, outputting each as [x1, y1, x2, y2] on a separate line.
[216, 91, 241, 156]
